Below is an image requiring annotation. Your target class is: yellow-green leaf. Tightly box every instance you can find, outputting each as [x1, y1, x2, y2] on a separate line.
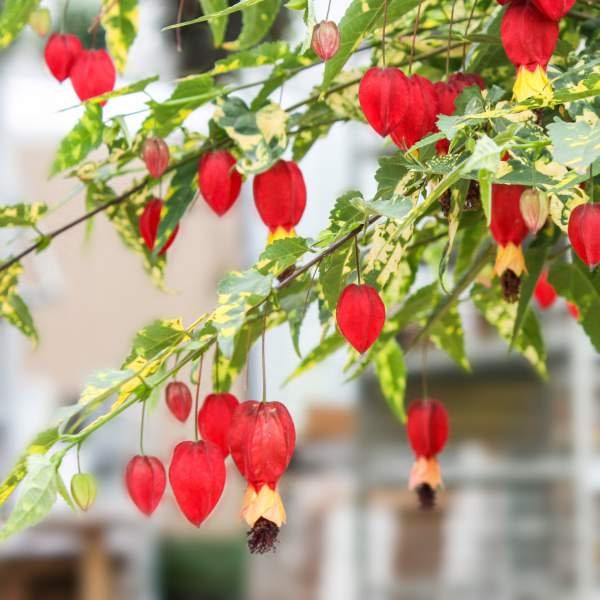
[100, 0, 139, 73]
[0, 0, 40, 48]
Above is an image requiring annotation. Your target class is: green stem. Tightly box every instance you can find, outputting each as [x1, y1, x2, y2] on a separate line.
[261, 312, 267, 403]
[194, 355, 204, 441]
[139, 400, 146, 456]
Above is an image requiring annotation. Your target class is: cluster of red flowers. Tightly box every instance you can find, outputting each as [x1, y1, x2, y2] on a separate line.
[44, 33, 116, 103]
[125, 382, 296, 554]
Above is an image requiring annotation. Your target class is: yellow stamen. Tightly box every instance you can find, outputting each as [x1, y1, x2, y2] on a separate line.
[241, 484, 287, 528]
[408, 457, 443, 491]
[513, 65, 553, 103]
[494, 243, 526, 277]
[267, 227, 296, 244]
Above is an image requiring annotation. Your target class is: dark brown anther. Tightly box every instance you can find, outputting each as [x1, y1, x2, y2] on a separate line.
[247, 517, 280, 554]
[439, 190, 451, 218]
[501, 269, 521, 303]
[415, 483, 436, 510]
[464, 180, 481, 211]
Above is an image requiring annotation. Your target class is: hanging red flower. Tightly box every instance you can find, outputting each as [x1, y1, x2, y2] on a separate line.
[229, 400, 296, 553]
[44, 33, 82, 82]
[198, 150, 243, 216]
[567, 203, 600, 269]
[198, 393, 240, 457]
[500, 0, 558, 101]
[358, 67, 409, 137]
[125, 455, 166, 516]
[165, 381, 192, 422]
[534, 270, 557, 309]
[497, 0, 575, 21]
[311, 21, 340, 62]
[336, 284, 386, 353]
[70, 49, 116, 104]
[253, 160, 306, 242]
[406, 398, 449, 509]
[142, 138, 170, 179]
[168, 440, 227, 527]
[138, 198, 179, 256]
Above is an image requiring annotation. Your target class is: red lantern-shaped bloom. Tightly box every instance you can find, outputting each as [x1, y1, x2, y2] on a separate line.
[165, 381, 192, 422]
[198, 151, 243, 216]
[44, 33, 82, 82]
[336, 284, 386, 353]
[311, 20, 340, 61]
[500, 0, 558, 101]
[358, 67, 409, 137]
[390, 74, 438, 150]
[497, 0, 575, 20]
[139, 198, 179, 256]
[168, 440, 227, 527]
[125, 455, 166, 516]
[229, 400, 296, 553]
[406, 399, 449, 509]
[198, 393, 240, 457]
[568, 203, 600, 269]
[70, 49, 116, 103]
[253, 160, 306, 242]
[142, 138, 170, 179]
[534, 270, 557, 309]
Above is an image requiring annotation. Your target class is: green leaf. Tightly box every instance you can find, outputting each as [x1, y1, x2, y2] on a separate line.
[0, 0, 40, 48]
[258, 237, 310, 275]
[0, 262, 38, 342]
[374, 339, 407, 422]
[547, 116, 600, 174]
[0, 203, 47, 227]
[100, 0, 139, 73]
[88, 76, 159, 105]
[199, 0, 228, 47]
[319, 243, 354, 311]
[51, 104, 104, 176]
[318, 191, 366, 245]
[292, 101, 337, 162]
[211, 41, 290, 75]
[0, 455, 57, 541]
[429, 303, 470, 371]
[164, 0, 267, 30]
[223, 0, 281, 51]
[129, 319, 188, 361]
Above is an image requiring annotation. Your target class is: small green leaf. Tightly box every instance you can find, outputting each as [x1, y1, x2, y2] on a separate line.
[164, 0, 267, 30]
[319, 243, 353, 312]
[129, 319, 187, 361]
[223, 0, 281, 51]
[211, 41, 290, 75]
[0, 0, 40, 48]
[374, 339, 407, 422]
[199, 0, 228, 46]
[258, 237, 310, 275]
[547, 116, 600, 174]
[100, 0, 139, 73]
[0, 203, 48, 228]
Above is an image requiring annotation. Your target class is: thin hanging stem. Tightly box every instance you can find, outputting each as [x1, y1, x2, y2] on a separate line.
[462, 0, 478, 68]
[408, 0, 425, 74]
[590, 166, 595, 204]
[381, 0, 390, 67]
[139, 401, 147, 456]
[421, 344, 429, 400]
[62, 0, 71, 33]
[325, 0, 333, 20]
[261, 313, 267, 403]
[446, 0, 459, 79]
[215, 344, 220, 390]
[176, 0, 186, 53]
[194, 355, 204, 441]
[76, 443, 82, 474]
[354, 235, 362, 285]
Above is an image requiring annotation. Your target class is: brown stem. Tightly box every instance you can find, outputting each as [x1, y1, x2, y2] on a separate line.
[88, 0, 119, 35]
[408, 0, 425, 75]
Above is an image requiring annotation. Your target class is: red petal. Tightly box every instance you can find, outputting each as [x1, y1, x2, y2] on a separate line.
[568, 204, 600, 269]
[44, 33, 82, 82]
[125, 455, 166, 516]
[490, 184, 529, 247]
[534, 270, 557, 309]
[198, 393, 240, 457]
[138, 198, 179, 255]
[165, 381, 192, 422]
[407, 399, 449, 459]
[198, 151, 243, 216]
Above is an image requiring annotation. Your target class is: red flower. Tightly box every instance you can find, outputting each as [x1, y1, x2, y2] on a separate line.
[229, 400, 296, 553]
[336, 284, 386, 353]
[566, 301, 580, 320]
[311, 21, 340, 61]
[568, 203, 600, 269]
[44, 33, 82, 82]
[197, 393, 240, 457]
[70, 49, 116, 103]
[406, 399, 449, 509]
[142, 138, 170, 179]
[168, 441, 226, 527]
[125, 455, 166, 516]
[253, 160, 306, 242]
[198, 151, 243, 216]
[534, 270, 557, 309]
[358, 67, 409, 137]
[165, 381, 192, 422]
[497, 0, 575, 20]
[138, 198, 179, 256]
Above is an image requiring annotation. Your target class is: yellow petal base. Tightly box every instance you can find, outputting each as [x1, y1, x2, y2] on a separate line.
[494, 243, 526, 277]
[409, 457, 443, 491]
[513, 65, 553, 103]
[241, 484, 286, 528]
[267, 227, 296, 244]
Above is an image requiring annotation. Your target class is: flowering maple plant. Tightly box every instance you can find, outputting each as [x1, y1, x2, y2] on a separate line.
[0, 0, 598, 552]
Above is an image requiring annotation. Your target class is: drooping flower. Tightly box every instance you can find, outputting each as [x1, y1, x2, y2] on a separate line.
[125, 455, 166, 516]
[168, 441, 227, 527]
[142, 138, 170, 179]
[44, 33, 82, 82]
[519, 188, 549, 234]
[165, 381, 192, 422]
[336, 284, 386, 353]
[500, 0, 558, 101]
[534, 270, 557, 309]
[198, 150, 243, 216]
[253, 160, 306, 242]
[229, 400, 296, 553]
[406, 399, 449, 509]
[138, 198, 179, 256]
[358, 67, 409, 137]
[311, 21, 340, 61]
[198, 393, 240, 457]
[70, 49, 116, 103]
[567, 203, 600, 269]
[497, 0, 575, 21]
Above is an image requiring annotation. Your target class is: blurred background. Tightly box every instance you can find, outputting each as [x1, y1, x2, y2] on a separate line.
[0, 1, 598, 599]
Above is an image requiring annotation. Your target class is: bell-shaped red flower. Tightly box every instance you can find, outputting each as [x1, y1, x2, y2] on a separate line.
[311, 20, 340, 61]
[70, 49, 116, 103]
[198, 151, 243, 216]
[168, 440, 226, 527]
[44, 33, 82, 82]
[139, 198, 179, 256]
[534, 270, 557, 309]
[568, 203, 600, 269]
[406, 398, 449, 509]
[142, 137, 170, 179]
[390, 74, 438, 150]
[165, 381, 192, 422]
[125, 455, 166, 516]
[336, 284, 386, 353]
[198, 393, 240, 457]
[253, 160, 306, 242]
[500, 0, 558, 101]
[498, 0, 574, 20]
[358, 67, 409, 137]
[229, 400, 296, 553]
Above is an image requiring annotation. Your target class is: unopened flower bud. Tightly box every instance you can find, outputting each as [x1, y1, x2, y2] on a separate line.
[71, 473, 97, 512]
[520, 188, 549, 234]
[311, 21, 340, 62]
[142, 137, 170, 179]
[29, 8, 51, 37]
